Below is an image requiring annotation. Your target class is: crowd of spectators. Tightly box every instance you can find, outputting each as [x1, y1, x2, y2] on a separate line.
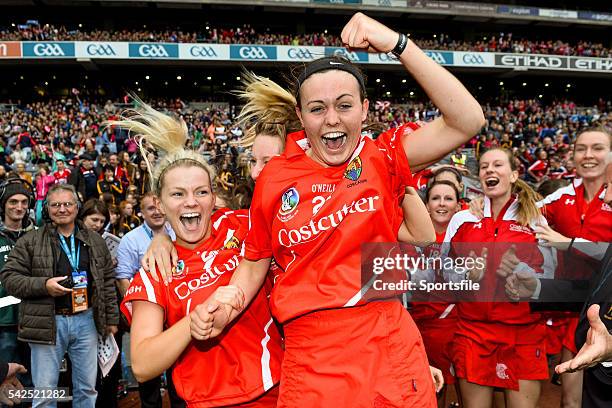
[1, 21, 610, 58]
[1, 95, 610, 200]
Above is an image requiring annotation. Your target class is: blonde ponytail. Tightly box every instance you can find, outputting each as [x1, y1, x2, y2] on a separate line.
[234, 71, 301, 148]
[512, 178, 542, 226]
[105, 97, 215, 195]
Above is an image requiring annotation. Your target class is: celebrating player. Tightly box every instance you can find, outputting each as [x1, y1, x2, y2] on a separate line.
[443, 148, 553, 408]
[183, 13, 484, 407]
[111, 103, 283, 407]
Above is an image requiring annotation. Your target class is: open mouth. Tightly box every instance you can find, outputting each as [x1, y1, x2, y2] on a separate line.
[435, 209, 448, 215]
[485, 177, 500, 187]
[179, 212, 201, 230]
[321, 132, 347, 151]
[581, 163, 598, 169]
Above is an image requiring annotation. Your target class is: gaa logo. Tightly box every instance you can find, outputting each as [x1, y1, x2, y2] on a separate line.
[86, 44, 116, 56]
[189, 45, 217, 58]
[139, 44, 169, 57]
[239, 46, 269, 59]
[462, 53, 485, 64]
[333, 49, 360, 62]
[33, 43, 65, 57]
[288, 48, 315, 60]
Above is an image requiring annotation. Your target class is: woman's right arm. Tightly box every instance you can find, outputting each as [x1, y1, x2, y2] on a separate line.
[129, 301, 191, 382]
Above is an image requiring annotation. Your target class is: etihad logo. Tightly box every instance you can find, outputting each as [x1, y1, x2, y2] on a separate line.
[344, 156, 362, 181]
[174, 254, 240, 300]
[278, 195, 379, 247]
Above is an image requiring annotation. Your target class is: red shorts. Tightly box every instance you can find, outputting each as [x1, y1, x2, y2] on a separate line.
[278, 300, 437, 407]
[544, 316, 569, 355]
[452, 328, 548, 390]
[414, 318, 457, 385]
[230, 385, 279, 407]
[561, 317, 579, 354]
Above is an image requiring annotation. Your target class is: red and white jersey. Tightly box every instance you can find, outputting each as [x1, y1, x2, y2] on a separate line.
[528, 159, 548, 178]
[53, 169, 71, 184]
[443, 196, 552, 328]
[245, 124, 418, 323]
[411, 231, 457, 322]
[121, 208, 282, 407]
[538, 178, 612, 278]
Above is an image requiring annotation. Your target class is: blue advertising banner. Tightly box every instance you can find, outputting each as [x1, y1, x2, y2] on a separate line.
[229, 45, 277, 60]
[22, 42, 75, 58]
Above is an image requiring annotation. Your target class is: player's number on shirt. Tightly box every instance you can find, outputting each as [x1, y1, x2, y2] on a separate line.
[312, 195, 331, 216]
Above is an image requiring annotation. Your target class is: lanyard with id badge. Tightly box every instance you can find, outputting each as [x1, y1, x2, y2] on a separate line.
[59, 233, 89, 313]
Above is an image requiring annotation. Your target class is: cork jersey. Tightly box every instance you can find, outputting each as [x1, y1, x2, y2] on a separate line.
[121, 208, 282, 407]
[245, 124, 418, 323]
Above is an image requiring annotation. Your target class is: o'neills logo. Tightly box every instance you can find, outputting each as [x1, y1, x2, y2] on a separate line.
[174, 254, 240, 300]
[278, 195, 379, 247]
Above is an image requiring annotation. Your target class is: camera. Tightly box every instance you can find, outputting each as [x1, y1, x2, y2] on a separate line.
[58, 276, 75, 289]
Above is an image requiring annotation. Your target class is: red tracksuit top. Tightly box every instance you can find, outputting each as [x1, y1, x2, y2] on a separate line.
[538, 179, 612, 279]
[443, 195, 553, 326]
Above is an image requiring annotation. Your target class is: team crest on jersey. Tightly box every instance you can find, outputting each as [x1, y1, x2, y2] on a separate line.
[224, 236, 240, 249]
[172, 260, 186, 278]
[278, 187, 300, 222]
[344, 156, 363, 181]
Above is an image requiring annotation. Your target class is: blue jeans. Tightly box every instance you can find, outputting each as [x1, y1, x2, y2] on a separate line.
[30, 309, 98, 408]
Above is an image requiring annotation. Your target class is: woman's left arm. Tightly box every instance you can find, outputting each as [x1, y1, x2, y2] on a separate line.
[341, 13, 485, 172]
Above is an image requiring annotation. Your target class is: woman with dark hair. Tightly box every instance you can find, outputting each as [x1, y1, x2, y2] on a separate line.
[79, 199, 110, 234]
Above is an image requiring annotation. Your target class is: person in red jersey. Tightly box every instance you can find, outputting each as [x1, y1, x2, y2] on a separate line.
[443, 148, 553, 408]
[531, 127, 611, 408]
[411, 180, 462, 407]
[53, 159, 72, 184]
[180, 13, 484, 407]
[527, 149, 549, 184]
[110, 102, 283, 407]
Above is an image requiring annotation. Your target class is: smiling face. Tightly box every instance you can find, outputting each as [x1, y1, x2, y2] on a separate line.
[250, 134, 283, 182]
[426, 183, 459, 229]
[296, 70, 368, 167]
[479, 149, 518, 200]
[573, 131, 611, 181]
[159, 165, 215, 249]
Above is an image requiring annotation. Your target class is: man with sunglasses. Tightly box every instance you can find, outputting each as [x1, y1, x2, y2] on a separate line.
[1, 184, 118, 407]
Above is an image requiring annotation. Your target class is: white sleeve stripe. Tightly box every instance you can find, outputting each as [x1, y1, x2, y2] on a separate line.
[138, 269, 157, 304]
[439, 304, 455, 319]
[537, 183, 576, 208]
[260, 318, 275, 391]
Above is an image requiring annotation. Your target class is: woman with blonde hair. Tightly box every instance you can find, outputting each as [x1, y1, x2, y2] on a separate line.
[108, 102, 283, 407]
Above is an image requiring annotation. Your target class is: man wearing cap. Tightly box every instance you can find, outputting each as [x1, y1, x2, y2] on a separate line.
[68, 154, 99, 202]
[0, 178, 36, 386]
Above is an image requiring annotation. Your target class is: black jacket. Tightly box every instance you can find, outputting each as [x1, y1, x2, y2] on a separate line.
[576, 246, 612, 408]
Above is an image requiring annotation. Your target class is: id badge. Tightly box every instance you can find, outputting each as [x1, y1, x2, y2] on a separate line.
[71, 271, 88, 312]
[72, 287, 88, 312]
[71, 271, 88, 289]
